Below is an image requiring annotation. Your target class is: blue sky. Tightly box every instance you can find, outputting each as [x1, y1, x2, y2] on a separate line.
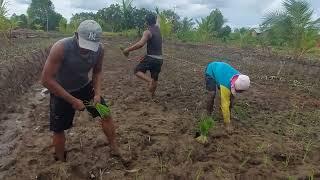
[7, 0, 320, 28]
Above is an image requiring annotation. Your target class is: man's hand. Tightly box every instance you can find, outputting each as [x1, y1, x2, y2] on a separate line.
[138, 55, 145, 62]
[71, 98, 85, 111]
[93, 95, 101, 105]
[122, 48, 130, 57]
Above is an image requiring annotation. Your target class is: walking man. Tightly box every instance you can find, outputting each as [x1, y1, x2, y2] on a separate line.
[122, 13, 163, 97]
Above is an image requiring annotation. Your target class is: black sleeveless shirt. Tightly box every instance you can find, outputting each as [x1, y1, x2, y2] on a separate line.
[147, 25, 162, 56]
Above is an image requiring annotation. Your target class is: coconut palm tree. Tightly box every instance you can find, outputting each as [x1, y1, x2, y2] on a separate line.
[262, 0, 320, 59]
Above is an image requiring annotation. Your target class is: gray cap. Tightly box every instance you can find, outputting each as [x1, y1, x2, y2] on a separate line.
[77, 20, 102, 52]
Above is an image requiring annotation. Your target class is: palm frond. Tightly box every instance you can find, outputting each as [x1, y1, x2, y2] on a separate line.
[284, 0, 313, 27]
[0, 0, 8, 17]
[308, 17, 320, 29]
[262, 11, 287, 27]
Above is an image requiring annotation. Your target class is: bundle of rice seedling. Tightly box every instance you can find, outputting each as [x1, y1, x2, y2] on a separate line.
[196, 116, 215, 144]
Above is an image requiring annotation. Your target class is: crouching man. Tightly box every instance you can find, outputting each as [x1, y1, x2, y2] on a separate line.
[205, 61, 250, 131]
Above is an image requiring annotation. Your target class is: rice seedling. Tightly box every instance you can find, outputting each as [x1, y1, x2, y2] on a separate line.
[308, 169, 315, 180]
[283, 153, 291, 168]
[195, 116, 216, 144]
[287, 176, 296, 180]
[84, 101, 111, 118]
[195, 167, 203, 180]
[158, 155, 168, 173]
[302, 140, 313, 163]
[186, 149, 193, 162]
[239, 156, 250, 170]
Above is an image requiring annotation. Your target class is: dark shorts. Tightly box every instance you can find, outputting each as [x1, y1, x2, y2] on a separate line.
[205, 74, 217, 92]
[50, 82, 108, 133]
[134, 56, 163, 81]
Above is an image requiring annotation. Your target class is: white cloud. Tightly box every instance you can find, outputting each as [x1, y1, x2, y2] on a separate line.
[312, 11, 319, 21]
[14, 0, 31, 5]
[69, 0, 115, 10]
[262, 0, 283, 14]
[7, 0, 30, 16]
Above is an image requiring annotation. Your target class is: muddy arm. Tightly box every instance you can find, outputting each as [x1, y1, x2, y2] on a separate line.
[123, 30, 151, 55]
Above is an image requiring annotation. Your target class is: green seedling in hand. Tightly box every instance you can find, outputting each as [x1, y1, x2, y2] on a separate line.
[85, 101, 111, 118]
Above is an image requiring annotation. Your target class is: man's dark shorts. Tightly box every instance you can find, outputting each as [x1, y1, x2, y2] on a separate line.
[205, 74, 217, 92]
[50, 82, 107, 133]
[134, 56, 163, 81]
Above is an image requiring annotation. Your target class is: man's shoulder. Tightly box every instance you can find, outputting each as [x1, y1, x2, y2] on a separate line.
[143, 29, 152, 37]
[55, 37, 76, 51]
[57, 37, 74, 44]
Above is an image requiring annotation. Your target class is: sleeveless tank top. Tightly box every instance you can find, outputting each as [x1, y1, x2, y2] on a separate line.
[55, 37, 102, 92]
[147, 26, 162, 56]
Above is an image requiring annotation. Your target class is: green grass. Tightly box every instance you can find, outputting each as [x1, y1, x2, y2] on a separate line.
[233, 103, 250, 121]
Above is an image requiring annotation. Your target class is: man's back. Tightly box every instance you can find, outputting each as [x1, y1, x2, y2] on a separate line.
[147, 25, 162, 56]
[206, 62, 239, 89]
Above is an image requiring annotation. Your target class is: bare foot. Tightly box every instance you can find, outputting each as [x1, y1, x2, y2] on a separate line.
[110, 146, 121, 157]
[54, 151, 67, 162]
[109, 147, 131, 167]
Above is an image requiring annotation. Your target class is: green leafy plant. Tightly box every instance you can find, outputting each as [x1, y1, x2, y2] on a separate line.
[156, 10, 173, 39]
[196, 116, 215, 144]
[0, 0, 10, 40]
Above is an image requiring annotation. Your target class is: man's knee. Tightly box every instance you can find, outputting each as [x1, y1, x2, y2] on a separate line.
[135, 70, 145, 76]
[134, 68, 139, 75]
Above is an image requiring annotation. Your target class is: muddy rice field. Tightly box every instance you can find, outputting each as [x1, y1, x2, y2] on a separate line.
[0, 36, 319, 180]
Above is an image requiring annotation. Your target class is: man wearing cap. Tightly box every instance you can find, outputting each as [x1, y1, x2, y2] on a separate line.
[205, 62, 250, 131]
[122, 13, 163, 97]
[41, 20, 120, 161]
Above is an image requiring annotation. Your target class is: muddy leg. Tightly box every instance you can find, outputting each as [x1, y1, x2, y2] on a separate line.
[101, 116, 120, 156]
[149, 80, 157, 98]
[53, 132, 66, 161]
[136, 71, 157, 97]
[206, 91, 215, 116]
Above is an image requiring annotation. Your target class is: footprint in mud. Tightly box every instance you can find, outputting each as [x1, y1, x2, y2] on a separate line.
[70, 165, 88, 179]
[139, 111, 149, 117]
[94, 135, 108, 148]
[0, 158, 17, 171]
[28, 159, 39, 166]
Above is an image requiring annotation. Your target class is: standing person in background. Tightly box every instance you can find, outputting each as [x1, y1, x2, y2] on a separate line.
[205, 61, 250, 131]
[122, 13, 163, 98]
[41, 20, 120, 161]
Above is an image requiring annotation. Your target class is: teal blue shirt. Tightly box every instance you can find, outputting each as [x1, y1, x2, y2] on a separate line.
[205, 62, 239, 90]
[205, 62, 240, 123]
